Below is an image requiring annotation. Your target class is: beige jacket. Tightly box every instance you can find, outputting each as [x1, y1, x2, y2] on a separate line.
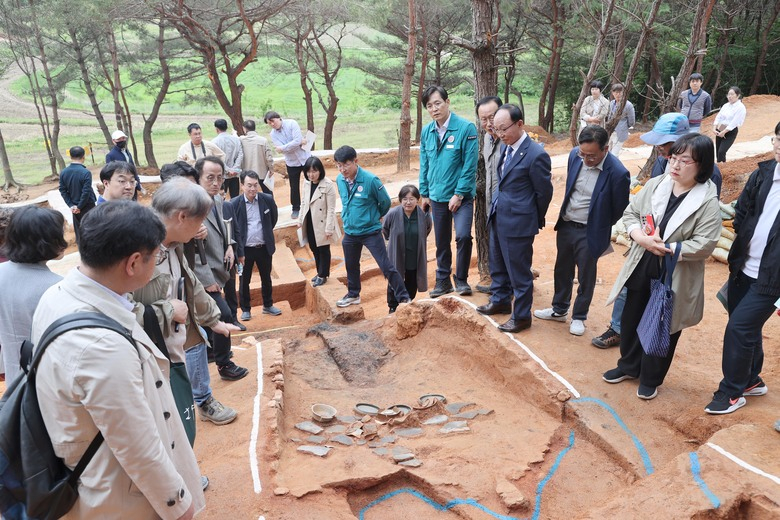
[177, 139, 225, 165]
[298, 177, 342, 246]
[607, 174, 721, 333]
[33, 268, 205, 519]
[240, 131, 274, 176]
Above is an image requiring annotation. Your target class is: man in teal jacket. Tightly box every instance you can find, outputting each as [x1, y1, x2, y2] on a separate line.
[419, 85, 478, 298]
[334, 146, 410, 308]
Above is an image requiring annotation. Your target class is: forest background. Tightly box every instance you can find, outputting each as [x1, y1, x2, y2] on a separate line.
[0, 0, 778, 188]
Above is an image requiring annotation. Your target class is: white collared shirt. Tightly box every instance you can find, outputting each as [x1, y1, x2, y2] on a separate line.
[564, 152, 607, 224]
[436, 113, 452, 142]
[244, 194, 265, 247]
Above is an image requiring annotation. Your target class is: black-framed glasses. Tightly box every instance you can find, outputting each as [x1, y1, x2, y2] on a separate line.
[155, 248, 169, 266]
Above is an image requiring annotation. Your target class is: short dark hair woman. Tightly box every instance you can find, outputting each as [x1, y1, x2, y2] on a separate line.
[298, 156, 341, 286]
[382, 184, 433, 312]
[0, 206, 66, 381]
[712, 86, 746, 163]
[603, 133, 721, 400]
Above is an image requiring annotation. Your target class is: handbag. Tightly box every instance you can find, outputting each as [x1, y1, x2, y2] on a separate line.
[637, 242, 682, 357]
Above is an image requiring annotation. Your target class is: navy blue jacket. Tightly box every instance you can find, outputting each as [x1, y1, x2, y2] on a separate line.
[651, 156, 722, 199]
[489, 136, 553, 237]
[557, 148, 630, 258]
[58, 163, 96, 209]
[229, 193, 278, 257]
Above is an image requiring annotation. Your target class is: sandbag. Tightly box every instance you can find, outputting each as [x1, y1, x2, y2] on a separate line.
[711, 247, 729, 264]
[716, 236, 733, 250]
[720, 227, 735, 241]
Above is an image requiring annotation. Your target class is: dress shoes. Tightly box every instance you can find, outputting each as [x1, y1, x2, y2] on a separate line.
[497, 318, 531, 333]
[476, 302, 512, 315]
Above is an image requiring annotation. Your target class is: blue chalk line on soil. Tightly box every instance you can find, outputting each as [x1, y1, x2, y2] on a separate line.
[357, 430, 576, 520]
[689, 452, 721, 508]
[571, 397, 654, 475]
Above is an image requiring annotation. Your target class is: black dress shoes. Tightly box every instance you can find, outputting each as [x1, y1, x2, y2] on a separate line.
[476, 302, 512, 315]
[497, 318, 532, 333]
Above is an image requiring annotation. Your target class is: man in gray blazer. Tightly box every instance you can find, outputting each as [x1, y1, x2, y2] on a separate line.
[193, 156, 248, 381]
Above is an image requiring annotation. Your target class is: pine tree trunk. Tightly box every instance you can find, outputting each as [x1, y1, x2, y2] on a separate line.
[397, 0, 416, 172]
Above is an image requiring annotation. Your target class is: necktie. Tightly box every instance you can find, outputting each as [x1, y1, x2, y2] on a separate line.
[501, 147, 514, 180]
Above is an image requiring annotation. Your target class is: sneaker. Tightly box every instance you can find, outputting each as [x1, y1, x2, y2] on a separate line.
[454, 277, 472, 296]
[603, 367, 636, 384]
[336, 294, 361, 307]
[198, 396, 238, 425]
[533, 308, 568, 322]
[569, 319, 585, 336]
[743, 378, 768, 396]
[429, 278, 454, 298]
[240, 310, 252, 321]
[263, 305, 282, 316]
[592, 327, 621, 349]
[218, 362, 249, 381]
[637, 384, 658, 400]
[705, 391, 746, 415]
[312, 276, 327, 287]
[201, 475, 210, 491]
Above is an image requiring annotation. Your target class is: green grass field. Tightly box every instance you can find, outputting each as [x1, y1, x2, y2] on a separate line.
[4, 50, 540, 185]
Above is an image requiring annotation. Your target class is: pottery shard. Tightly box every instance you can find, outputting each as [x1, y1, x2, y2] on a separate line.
[393, 452, 415, 462]
[331, 434, 354, 446]
[398, 459, 423, 468]
[454, 410, 480, 420]
[395, 427, 424, 438]
[307, 435, 326, 445]
[445, 402, 475, 415]
[295, 421, 324, 435]
[423, 415, 449, 425]
[297, 445, 331, 457]
[439, 421, 470, 434]
[274, 487, 289, 496]
[496, 479, 528, 510]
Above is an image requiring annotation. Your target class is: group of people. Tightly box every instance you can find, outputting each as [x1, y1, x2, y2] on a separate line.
[0, 75, 777, 519]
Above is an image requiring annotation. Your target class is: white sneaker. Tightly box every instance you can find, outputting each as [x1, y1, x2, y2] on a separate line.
[569, 319, 585, 336]
[533, 308, 567, 322]
[336, 295, 361, 307]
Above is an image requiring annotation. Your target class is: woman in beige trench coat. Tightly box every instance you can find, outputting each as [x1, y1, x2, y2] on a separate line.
[298, 156, 341, 286]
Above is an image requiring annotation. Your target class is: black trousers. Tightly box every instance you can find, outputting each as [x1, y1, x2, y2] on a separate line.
[240, 245, 273, 310]
[224, 270, 239, 322]
[73, 203, 95, 246]
[287, 165, 303, 212]
[306, 216, 331, 278]
[223, 177, 240, 199]
[552, 221, 597, 320]
[387, 269, 418, 311]
[715, 128, 738, 163]
[205, 290, 233, 367]
[617, 282, 682, 387]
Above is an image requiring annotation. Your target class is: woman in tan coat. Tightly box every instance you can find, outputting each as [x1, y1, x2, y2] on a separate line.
[298, 156, 341, 286]
[603, 134, 721, 400]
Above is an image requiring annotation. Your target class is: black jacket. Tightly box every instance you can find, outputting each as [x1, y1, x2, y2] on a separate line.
[229, 193, 278, 257]
[728, 159, 780, 296]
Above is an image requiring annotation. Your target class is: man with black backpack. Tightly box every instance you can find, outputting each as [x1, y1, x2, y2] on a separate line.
[30, 201, 203, 519]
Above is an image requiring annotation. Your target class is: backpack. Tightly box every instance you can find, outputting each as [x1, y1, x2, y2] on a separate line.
[0, 312, 135, 520]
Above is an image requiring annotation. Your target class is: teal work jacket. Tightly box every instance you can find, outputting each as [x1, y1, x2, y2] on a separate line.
[418, 111, 478, 203]
[336, 166, 391, 235]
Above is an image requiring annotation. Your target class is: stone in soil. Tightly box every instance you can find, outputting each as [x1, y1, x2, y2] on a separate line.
[295, 421, 324, 435]
[440, 421, 470, 434]
[398, 459, 423, 468]
[297, 445, 331, 457]
[307, 323, 389, 386]
[423, 415, 449, 425]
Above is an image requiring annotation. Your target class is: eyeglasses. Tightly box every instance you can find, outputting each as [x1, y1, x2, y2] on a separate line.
[771, 136, 780, 147]
[577, 151, 603, 161]
[493, 123, 515, 135]
[478, 115, 495, 126]
[426, 100, 446, 110]
[401, 197, 418, 204]
[204, 174, 224, 184]
[155, 248, 168, 266]
[668, 155, 696, 167]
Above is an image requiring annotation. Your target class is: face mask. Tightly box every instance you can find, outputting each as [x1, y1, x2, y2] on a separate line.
[117, 140, 127, 149]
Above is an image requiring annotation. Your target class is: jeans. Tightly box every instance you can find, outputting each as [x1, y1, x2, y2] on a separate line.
[610, 287, 628, 334]
[430, 198, 473, 282]
[185, 336, 212, 406]
[342, 231, 409, 300]
[717, 271, 778, 397]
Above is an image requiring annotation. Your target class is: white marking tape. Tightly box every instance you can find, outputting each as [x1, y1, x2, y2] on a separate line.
[706, 442, 780, 486]
[250, 340, 263, 494]
[419, 296, 581, 398]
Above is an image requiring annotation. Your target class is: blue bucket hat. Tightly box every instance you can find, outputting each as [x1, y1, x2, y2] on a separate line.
[641, 113, 690, 145]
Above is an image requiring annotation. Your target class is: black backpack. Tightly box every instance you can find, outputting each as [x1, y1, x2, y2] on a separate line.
[0, 312, 135, 520]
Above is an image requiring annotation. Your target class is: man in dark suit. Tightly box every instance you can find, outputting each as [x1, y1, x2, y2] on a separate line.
[58, 146, 96, 245]
[230, 170, 280, 320]
[193, 156, 248, 381]
[105, 130, 144, 200]
[534, 126, 630, 336]
[477, 104, 553, 333]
